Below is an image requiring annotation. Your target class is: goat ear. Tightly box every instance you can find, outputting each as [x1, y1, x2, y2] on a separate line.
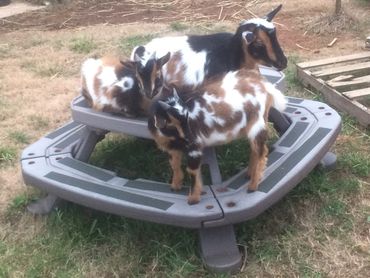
[154, 115, 167, 129]
[149, 51, 156, 60]
[134, 61, 143, 75]
[134, 53, 142, 62]
[265, 4, 282, 22]
[242, 31, 255, 44]
[156, 52, 171, 68]
[132, 46, 146, 60]
[172, 87, 180, 100]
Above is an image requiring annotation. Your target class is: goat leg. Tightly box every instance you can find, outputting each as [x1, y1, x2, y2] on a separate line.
[168, 150, 184, 191]
[247, 130, 268, 192]
[246, 143, 258, 179]
[186, 151, 203, 205]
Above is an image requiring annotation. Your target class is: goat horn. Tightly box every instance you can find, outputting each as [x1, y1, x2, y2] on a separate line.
[134, 53, 142, 62]
[265, 4, 282, 22]
[158, 100, 171, 111]
[149, 51, 156, 60]
[172, 87, 180, 99]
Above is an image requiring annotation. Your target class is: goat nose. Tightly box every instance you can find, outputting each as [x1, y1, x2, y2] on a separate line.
[277, 58, 288, 71]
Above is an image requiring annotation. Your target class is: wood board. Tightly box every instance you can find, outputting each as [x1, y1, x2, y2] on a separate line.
[297, 52, 370, 127]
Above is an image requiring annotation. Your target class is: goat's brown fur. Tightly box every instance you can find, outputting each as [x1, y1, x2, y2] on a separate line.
[149, 68, 287, 204]
[80, 56, 147, 117]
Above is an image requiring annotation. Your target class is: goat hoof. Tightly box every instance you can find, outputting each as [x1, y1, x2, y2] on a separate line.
[170, 184, 182, 191]
[187, 196, 200, 205]
[247, 189, 256, 193]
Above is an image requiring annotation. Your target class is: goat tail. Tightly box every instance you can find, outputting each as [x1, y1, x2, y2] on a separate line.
[265, 82, 287, 112]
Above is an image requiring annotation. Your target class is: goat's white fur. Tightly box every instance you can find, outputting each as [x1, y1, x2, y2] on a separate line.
[81, 58, 102, 104]
[240, 18, 275, 29]
[81, 57, 138, 112]
[131, 36, 208, 88]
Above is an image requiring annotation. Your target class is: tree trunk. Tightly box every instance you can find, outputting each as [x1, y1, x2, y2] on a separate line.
[335, 0, 342, 15]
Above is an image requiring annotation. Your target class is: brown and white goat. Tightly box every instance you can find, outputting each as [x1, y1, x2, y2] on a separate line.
[132, 4, 286, 99]
[148, 68, 287, 205]
[80, 56, 150, 117]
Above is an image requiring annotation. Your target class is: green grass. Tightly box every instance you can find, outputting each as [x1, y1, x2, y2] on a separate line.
[170, 21, 188, 31]
[338, 152, 370, 177]
[9, 194, 32, 210]
[89, 136, 171, 182]
[29, 115, 49, 130]
[284, 54, 303, 91]
[0, 43, 11, 59]
[9, 131, 30, 144]
[2, 204, 205, 277]
[36, 64, 65, 77]
[21, 60, 67, 78]
[118, 34, 155, 55]
[5, 192, 39, 220]
[298, 264, 323, 278]
[69, 36, 97, 54]
[321, 199, 347, 217]
[357, 0, 370, 5]
[89, 134, 279, 185]
[20, 36, 46, 49]
[0, 146, 16, 167]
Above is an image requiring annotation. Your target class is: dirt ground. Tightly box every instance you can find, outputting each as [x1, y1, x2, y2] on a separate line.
[0, 1, 44, 19]
[1, 0, 369, 57]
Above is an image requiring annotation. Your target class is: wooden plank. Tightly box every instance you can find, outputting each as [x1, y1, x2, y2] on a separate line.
[312, 61, 370, 79]
[306, 57, 370, 73]
[328, 75, 353, 82]
[297, 67, 370, 127]
[327, 75, 370, 91]
[343, 88, 370, 99]
[297, 52, 370, 69]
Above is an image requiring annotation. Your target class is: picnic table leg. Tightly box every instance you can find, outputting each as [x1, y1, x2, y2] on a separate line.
[27, 126, 107, 215]
[203, 147, 222, 185]
[200, 149, 243, 273]
[72, 127, 107, 162]
[199, 225, 243, 273]
[27, 194, 62, 215]
[320, 152, 337, 171]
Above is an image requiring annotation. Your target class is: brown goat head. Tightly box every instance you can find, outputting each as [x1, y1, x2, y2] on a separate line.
[134, 52, 171, 99]
[238, 5, 287, 70]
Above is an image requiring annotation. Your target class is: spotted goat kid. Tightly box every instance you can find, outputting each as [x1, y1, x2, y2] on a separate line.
[148, 69, 287, 205]
[132, 4, 287, 99]
[80, 56, 150, 117]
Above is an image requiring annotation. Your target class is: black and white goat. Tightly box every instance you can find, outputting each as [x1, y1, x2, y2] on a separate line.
[80, 56, 151, 117]
[148, 61, 287, 205]
[132, 5, 287, 99]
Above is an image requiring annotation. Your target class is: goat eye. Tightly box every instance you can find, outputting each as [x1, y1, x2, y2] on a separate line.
[254, 41, 265, 49]
[155, 78, 162, 87]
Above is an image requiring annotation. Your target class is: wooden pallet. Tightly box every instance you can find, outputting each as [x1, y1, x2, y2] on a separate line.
[297, 52, 370, 127]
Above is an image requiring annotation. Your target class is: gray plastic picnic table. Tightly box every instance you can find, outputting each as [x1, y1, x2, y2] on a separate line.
[21, 66, 341, 273]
